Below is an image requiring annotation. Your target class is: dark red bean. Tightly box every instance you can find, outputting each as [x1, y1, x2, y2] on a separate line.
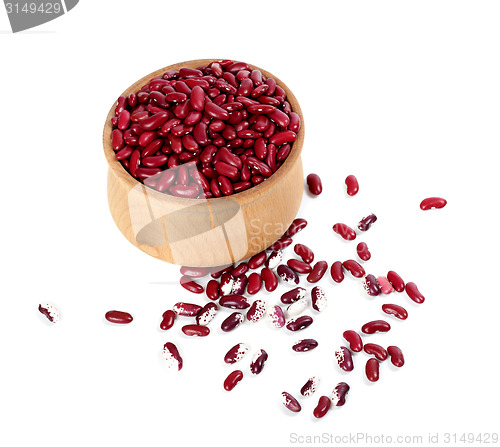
[254, 138, 267, 160]
[205, 102, 230, 120]
[358, 214, 377, 231]
[247, 104, 276, 114]
[231, 263, 248, 277]
[160, 309, 176, 330]
[277, 264, 299, 285]
[292, 339, 318, 352]
[420, 197, 447, 210]
[382, 303, 408, 320]
[331, 382, 350, 407]
[387, 346, 405, 367]
[268, 109, 290, 127]
[289, 112, 301, 133]
[294, 244, 314, 264]
[284, 218, 307, 237]
[162, 342, 183, 371]
[268, 236, 293, 251]
[343, 330, 363, 352]
[406, 282, 425, 304]
[246, 156, 273, 177]
[248, 251, 267, 269]
[111, 129, 124, 151]
[172, 302, 202, 317]
[205, 279, 220, 301]
[313, 396, 331, 418]
[142, 155, 168, 168]
[363, 274, 381, 296]
[231, 274, 248, 295]
[181, 324, 210, 337]
[345, 175, 359, 196]
[157, 170, 176, 192]
[286, 315, 313, 332]
[281, 287, 306, 304]
[306, 173, 322, 195]
[224, 370, 243, 391]
[105, 310, 133, 324]
[219, 295, 250, 309]
[261, 267, 278, 292]
[269, 130, 296, 145]
[196, 302, 218, 325]
[332, 223, 357, 241]
[139, 111, 170, 131]
[335, 346, 354, 371]
[218, 175, 234, 196]
[366, 358, 380, 382]
[224, 343, 249, 364]
[221, 312, 245, 332]
[361, 320, 391, 334]
[331, 261, 345, 283]
[311, 286, 327, 312]
[115, 145, 133, 161]
[179, 276, 204, 293]
[387, 270, 405, 292]
[118, 110, 131, 130]
[356, 242, 371, 261]
[307, 261, 328, 283]
[282, 392, 301, 412]
[364, 343, 388, 361]
[250, 349, 268, 375]
[246, 273, 262, 295]
[342, 260, 365, 278]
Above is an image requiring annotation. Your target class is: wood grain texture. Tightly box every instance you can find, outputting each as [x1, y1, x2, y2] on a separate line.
[103, 59, 304, 267]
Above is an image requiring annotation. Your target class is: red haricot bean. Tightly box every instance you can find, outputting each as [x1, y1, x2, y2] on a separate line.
[281, 287, 306, 304]
[292, 339, 318, 352]
[268, 236, 293, 251]
[224, 370, 243, 391]
[246, 273, 262, 295]
[313, 396, 331, 419]
[287, 259, 312, 274]
[306, 173, 322, 195]
[105, 310, 133, 324]
[181, 324, 210, 337]
[377, 276, 394, 294]
[179, 266, 210, 278]
[406, 282, 425, 304]
[335, 346, 354, 372]
[361, 320, 391, 334]
[180, 276, 204, 294]
[196, 302, 218, 325]
[331, 382, 350, 407]
[160, 309, 176, 330]
[342, 260, 365, 278]
[332, 223, 357, 241]
[282, 392, 301, 412]
[356, 242, 371, 261]
[250, 349, 268, 375]
[294, 244, 314, 264]
[420, 197, 447, 210]
[277, 264, 300, 285]
[224, 343, 249, 364]
[358, 213, 377, 231]
[206, 279, 220, 300]
[364, 343, 388, 361]
[219, 295, 250, 309]
[345, 175, 359, 196]
[284, 218, 308, 237]
[307, 261, 328, 283]
[246, 299, 266, 322]
[363, 274, 381, 296]
[343, 330, 363, 352]
[387, 346, 405, 367]
[366, 358, 380, 382]
[221, 312, 245, 332]
[172, 302, 202, 317]
[387, 270, 405, 292]
[261, 267, 278, 292]
[330, 261, 345, 283]
[301, 376, 320, 397]
[162, 342, 183, 371]
[286, 315, 313, 332]
[248, 251, 267, 269]
[382, 303, 408, 320]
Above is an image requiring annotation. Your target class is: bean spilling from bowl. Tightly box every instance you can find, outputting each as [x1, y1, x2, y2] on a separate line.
[110, 60, 300, 198]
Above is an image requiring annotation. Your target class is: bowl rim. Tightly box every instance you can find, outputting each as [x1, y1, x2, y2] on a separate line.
[102, 58, 304, 207]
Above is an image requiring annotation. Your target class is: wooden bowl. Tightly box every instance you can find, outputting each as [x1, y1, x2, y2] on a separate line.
[102, 59, 304, 268]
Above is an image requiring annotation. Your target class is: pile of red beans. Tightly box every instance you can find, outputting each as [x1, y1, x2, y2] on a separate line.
[109, 60, 300, 198]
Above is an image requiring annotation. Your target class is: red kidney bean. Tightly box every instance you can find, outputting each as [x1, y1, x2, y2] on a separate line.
[292, 339, 318, 352]
[115, 145, 133, 161]
[269, 109, 290, 127]
[406, 282, 425, 304]
[364, 343, 388, 361]
[311, 286, 327, 312]
[219, 295, 250, 309]
[377, 276, 394, 294]
[224, 370, 243, 391]
[342, 260, 365, 278]
[196, 302, 218, 325]
[254, 138, 267, 160]
[225, 343, 249, 364]
[306, 173, 322, 195]
[170, 184, 200, 198]
[286, 315, 313, 332]
[246, 273, 262, 295]
[294, 244, 314, 264]
[139, 111, 170, 131]
[160, 309, 176, 330]
[332, 223, 357, 241]
[111, 129, 124, 151]
[38, 303, 61, 323]
[356, 242, 371, 261]
[246, 299, 266, 322]
[420, 197, 447, 210]
[382, 303, 408, 320]
[335, 346, 354, 371]
[343, 330, 363, 352]
[277, 264, 299, 285]
[218, 175, 234, 195]
[330, 261, 345, 283]
[366, 358, 380, 382]
[105, 310, 133, 324]
[287, 259, 312, 274]
[248, 251, 267, 269]
[267, 304, 285, 328]
[221, 312, 245, 332]
[180, 276, 204, 293]
[172, 302, 202, 317]
[281, 287, 306, 304]
[301, 376, 320, 397]
[231, 274, 248, 295]
[220, 272, 235, 296]
[307, 261, 328, 283]
[361, 320, 391, 334]
[268, 237, 293, 252]
[157, 170, 176, 192]
[182, 324, 210, 337]
[313, 396, 331, 419]
[331, 382, 350, 407]
[261, 267, 278, 292]
[269, 130, 296, 145]
[247, 104, 276, 114]
[162, 342, 183, 371]
[387, 270, 405, 292]
[231, 263, 249, 277]
[363, 274, 381, 296]
[250, 349, 268, 375]
[282, 392, 301, 412]
[246, 156, 273, 177]
[142, 155, 168, 168]
[289, 112, 301, 133]
[190, 86, 205, 111]
[387, 346, 405, 367]
[277, 143, 291, 162]
[118, 110, 131, 130]
[345, 175, 359, 196]
[284, 218, 307, 238]
[286, 298, 308, 317]
[205, 279, 220, 301]
[358, 214, 377, 231]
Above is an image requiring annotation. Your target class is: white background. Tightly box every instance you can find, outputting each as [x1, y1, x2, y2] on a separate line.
[1, 1, 499, 446]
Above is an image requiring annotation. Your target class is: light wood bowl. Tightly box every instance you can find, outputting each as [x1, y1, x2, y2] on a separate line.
[102, 59, 304, 268]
